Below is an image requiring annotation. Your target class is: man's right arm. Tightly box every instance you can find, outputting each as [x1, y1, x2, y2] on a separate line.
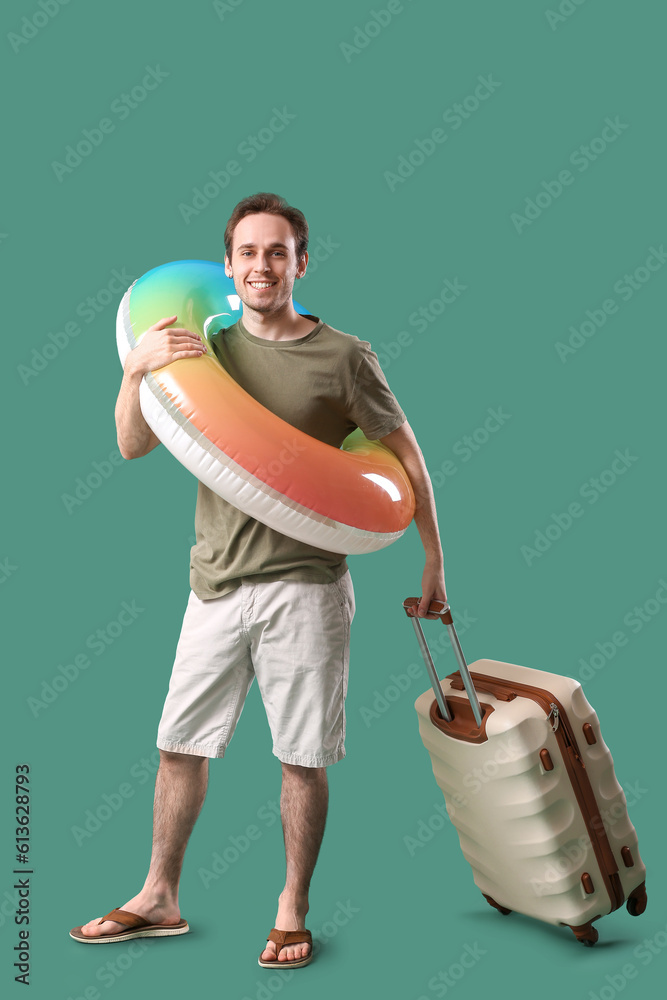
[115, 315, 206, 460]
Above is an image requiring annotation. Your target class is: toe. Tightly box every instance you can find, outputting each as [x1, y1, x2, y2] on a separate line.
[261, 933, 311, 964]
[280, 943, 309, 962]
[79, 918, 102, 936]
[79, 918, 123, 938]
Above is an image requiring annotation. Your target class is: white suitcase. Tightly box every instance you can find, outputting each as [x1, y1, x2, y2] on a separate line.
[404, 597, 647, 946]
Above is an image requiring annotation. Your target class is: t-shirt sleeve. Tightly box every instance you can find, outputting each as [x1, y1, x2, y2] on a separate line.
[347, 341, 407, 439]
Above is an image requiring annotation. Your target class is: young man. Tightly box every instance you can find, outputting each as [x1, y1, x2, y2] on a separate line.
[70, 193, 447, 968]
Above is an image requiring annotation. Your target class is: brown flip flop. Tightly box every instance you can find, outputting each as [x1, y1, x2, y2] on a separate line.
[70, 907, 189, 944]
[258, 928, 313, 969]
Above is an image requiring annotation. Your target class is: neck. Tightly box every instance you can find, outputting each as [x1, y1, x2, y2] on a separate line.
[241, 301, 315, 341]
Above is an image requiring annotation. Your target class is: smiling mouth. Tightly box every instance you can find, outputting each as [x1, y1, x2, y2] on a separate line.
[248, 281, 277, 288]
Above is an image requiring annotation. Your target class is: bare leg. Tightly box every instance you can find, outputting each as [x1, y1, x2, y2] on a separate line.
[260, 762, 328, 963]
[78, 749, 208, 937]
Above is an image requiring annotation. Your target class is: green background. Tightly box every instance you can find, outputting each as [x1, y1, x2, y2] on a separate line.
[3, 0, 665, 997]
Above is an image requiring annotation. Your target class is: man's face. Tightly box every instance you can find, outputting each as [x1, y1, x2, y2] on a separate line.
[225, 212, 307, 315]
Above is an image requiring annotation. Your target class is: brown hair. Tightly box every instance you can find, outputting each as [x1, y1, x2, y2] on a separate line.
[224, 192, 309, 263]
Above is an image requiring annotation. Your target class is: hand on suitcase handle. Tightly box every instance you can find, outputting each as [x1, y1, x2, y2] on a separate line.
[402, 596, 454, 624]
[402, 596, 484, 727]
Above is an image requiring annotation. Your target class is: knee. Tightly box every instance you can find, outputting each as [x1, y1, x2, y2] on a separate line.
[281, 761, 326, 780]
[159, 748, 207, 767]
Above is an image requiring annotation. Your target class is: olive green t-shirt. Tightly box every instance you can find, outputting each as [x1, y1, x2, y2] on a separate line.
[189, 314, 407, 600]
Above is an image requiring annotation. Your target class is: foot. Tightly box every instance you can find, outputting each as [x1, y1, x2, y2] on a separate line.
[260, 893, 310, 964]
[77, 889, 181, 939]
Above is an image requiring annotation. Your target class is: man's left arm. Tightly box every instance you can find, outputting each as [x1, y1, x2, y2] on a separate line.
[379, 420, 446, 619]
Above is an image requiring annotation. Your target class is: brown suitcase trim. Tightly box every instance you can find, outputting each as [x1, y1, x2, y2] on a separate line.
[429, 695, 494, 743]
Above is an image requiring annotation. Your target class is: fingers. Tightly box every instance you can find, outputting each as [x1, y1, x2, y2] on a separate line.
[160, 331, 204, 343]
[148, 317, 204, 341]
[170, 349, 207, 360]
[145, 320, 205, 348]
[128, 319, 207, 376]
[418, 596, 446, 618]
[149, 315, 178, 331]
[148, 318, 200, 338]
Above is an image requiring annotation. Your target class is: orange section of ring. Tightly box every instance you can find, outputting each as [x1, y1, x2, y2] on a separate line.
[152, 356, 415, 534]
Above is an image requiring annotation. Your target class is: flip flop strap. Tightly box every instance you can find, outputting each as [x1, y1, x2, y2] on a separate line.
[98, 908, 151, 929]
[267, 928, 312, 948]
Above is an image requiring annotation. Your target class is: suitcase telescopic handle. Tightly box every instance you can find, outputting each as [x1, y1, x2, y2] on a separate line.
[402, 598, 483, 728]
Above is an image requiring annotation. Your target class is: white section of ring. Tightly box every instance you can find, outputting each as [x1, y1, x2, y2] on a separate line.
[116, 287, 137, 368]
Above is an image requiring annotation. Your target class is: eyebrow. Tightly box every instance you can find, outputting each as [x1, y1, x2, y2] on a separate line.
[236, 242, 290, 250]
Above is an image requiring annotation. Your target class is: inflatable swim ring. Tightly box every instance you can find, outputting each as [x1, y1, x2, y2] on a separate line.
[116, 259, 415, 554]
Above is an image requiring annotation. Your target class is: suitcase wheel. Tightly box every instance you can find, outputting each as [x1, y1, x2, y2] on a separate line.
[568, 922, 599, 946]
[626, 882, 647, 917]
[482, 893, 512, 916]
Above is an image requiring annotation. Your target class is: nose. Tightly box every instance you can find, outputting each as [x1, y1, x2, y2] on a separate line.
[253, 255, 271, 273]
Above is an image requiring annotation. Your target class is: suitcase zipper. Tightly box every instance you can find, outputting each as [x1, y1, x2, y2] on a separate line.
[448, 671, 624, 911]
[547, 703, 560, 732]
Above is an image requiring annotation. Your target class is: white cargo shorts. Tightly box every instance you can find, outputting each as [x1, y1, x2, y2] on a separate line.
[156, 570, 355, 766]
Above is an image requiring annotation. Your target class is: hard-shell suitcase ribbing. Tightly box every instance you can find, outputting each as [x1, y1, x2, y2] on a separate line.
[404, 597, 647, 946]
